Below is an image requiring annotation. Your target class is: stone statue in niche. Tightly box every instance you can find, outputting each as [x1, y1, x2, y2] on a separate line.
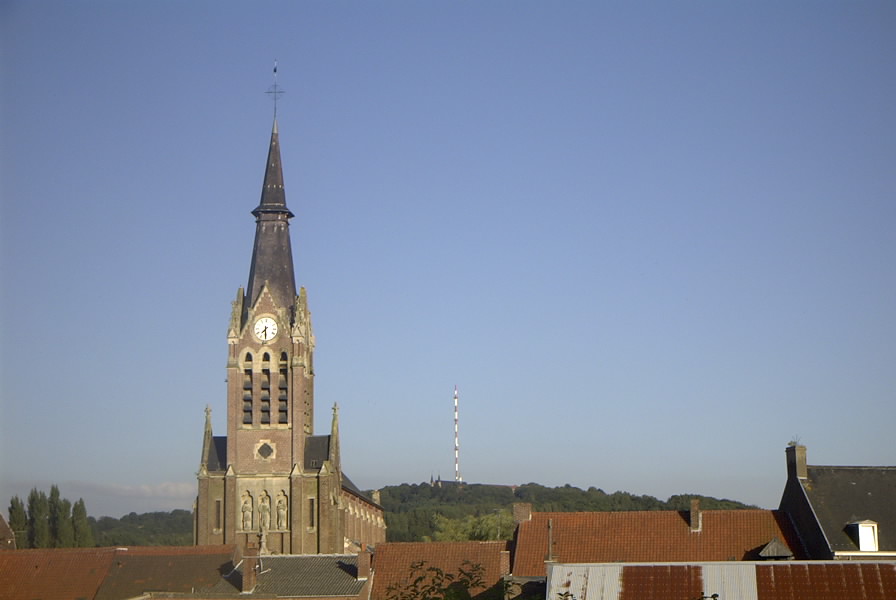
[276, 491, 288, 530]
[259, 492, 272, 531]
[241, 492, 253, 530]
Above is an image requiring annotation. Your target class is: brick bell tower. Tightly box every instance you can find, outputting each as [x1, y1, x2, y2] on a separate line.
[195, 118, 347, 554]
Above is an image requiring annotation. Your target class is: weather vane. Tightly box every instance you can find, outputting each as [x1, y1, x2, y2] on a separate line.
[266, 60, 285, 118]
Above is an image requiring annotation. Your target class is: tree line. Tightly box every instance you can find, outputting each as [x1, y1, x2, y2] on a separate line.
[378, 481, 756, 542]
[7, 486, 193, 548]
[7, 486, 94, 548]
[7, 481, 755, 547]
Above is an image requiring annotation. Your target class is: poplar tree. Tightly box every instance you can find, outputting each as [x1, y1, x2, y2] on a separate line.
[48, 485, 62, 546]
[55, 498, 75, 547]
[72, 499, 95, 547]
[27, 488, 50, 548]
[8, 496, 28, 548]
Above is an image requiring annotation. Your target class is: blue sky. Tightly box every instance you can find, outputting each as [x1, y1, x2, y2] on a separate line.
[1, 1, 894, 519]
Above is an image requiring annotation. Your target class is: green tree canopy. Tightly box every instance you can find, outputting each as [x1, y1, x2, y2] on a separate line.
[72, 499, 95, 547]
[7, 496, 27, 548]
[376, 481, 757, 542]
[27, 488, 50, 548]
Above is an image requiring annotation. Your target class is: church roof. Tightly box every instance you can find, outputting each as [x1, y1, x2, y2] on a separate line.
[304, 434, 331, 470]
[202, 435, 227, 473]
[305, 434, 379, 507]
[245, 119, 297, 310]
[252, 119, 292, 218]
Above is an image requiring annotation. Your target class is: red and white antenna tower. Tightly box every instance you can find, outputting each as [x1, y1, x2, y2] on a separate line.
[454, 386, 462, 483]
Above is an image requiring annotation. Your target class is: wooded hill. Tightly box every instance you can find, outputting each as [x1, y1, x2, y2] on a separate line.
[377, 481, 756, 542]
[8, 482, 755, 546]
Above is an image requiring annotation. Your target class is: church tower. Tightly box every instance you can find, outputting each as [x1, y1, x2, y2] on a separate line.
[195, 118, 386, 554]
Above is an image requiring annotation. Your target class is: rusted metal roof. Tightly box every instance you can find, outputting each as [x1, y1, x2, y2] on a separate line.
[545, 561, 896, 600]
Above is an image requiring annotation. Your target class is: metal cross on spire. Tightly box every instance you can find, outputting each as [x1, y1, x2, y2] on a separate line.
[266, 60, 285, 118]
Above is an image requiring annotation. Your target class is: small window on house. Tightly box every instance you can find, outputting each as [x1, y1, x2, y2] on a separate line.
[853, 521, 879, 552]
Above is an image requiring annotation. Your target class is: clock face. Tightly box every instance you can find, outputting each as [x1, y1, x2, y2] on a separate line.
[254, 317, 278, 342]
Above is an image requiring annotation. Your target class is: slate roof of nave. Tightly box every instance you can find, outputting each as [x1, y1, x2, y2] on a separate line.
[204, 553, 367, 597]
[206, 434, 227, 472]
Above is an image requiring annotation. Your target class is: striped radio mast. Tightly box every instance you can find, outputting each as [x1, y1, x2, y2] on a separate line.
[454, 386, 462, 483]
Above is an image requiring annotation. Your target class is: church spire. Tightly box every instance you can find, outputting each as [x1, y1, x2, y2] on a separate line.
[245, 119, 297, 310]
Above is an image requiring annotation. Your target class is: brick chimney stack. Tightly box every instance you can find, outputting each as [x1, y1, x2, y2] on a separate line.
[513, 502, 532, 525]
[786, 444, 808, 480]
[689, 498, 702, 532]
[357, 544, 370, 580]
[243, 542, 258, 593]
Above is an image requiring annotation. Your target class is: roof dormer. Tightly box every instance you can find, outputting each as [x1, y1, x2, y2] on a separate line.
[848, 520, 879, 552]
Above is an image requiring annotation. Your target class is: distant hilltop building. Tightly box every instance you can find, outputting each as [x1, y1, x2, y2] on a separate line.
[194, 118, 385, 554]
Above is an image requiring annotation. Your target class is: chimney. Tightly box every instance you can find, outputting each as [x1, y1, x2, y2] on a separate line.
[545, 518, 555, 562]
[785, 444, 808, 480]
[243, 542, 258, 593]
[689, 499, 702, 532]
[357, 544, 370, 580]
[513, 502, 532, 525]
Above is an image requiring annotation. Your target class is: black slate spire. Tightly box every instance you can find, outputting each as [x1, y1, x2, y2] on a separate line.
[245, 119, 297, 310]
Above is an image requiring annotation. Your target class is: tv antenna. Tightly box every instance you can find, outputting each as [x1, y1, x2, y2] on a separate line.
[454, 386, 462, 483]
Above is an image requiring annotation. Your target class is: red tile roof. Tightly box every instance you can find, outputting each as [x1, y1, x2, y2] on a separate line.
[513, 510, 805, 576]
[0, 545, 235, 600]
[371, 542, 510, 600]
[0, 547, 117, 600]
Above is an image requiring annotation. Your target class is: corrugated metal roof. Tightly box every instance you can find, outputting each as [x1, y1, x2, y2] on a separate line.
[702, 563, 758, 600]
[547, 564, 623, 600]
[619, 564, 702, 600]
[545, 562, 896, 600]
